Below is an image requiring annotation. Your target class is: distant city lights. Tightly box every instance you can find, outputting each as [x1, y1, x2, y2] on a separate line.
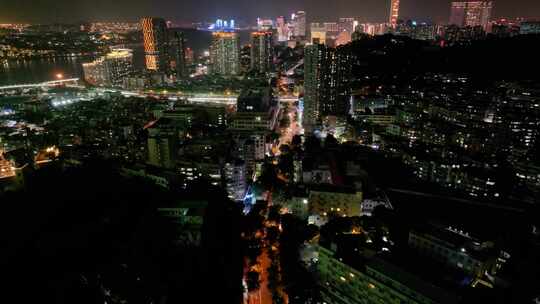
[208, 19, 236, 31]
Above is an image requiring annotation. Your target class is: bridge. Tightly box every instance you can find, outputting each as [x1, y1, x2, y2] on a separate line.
[115, 91, 298, 105]
[279, 96, 298, 103]
[187, 96, 237, 105]
[0, 78, 80, 90]
[0, 80, 298, 105]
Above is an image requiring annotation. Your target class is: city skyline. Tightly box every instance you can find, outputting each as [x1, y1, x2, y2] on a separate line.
[2, 0, 540, 302]
[2, 0, 540, 24]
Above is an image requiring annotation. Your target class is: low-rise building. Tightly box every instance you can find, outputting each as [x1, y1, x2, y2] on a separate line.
[308, 184, 363, 222]
[229, 111, 276, 131]
[316, 244, 459, 304]
[408, 225, 498, 277]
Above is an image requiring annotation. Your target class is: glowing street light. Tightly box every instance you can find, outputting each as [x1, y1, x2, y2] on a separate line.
[56, 73, 64, 79]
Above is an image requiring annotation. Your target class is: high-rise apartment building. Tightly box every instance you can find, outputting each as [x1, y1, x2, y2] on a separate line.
[250, 31, 274, 73]
[304, 43, 332, 131]
[141, 17, 169, 72]
[82, 49, 133, 87]
[389, 0, 401, 26]
[450, 1, 493, 30]
[304, 41, 354, 132]
[210, 32, 240, 75]
[169, 31, 187, 78]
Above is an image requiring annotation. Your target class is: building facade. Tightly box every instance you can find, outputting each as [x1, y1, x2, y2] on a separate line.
[147, 119, 178, 169]
[449, 1, 493, 30]
[223, 160, 247, 201]
[141, 17, 169, 72]
[276, 16, 289, 42]
[304, 42, 352, 132]
[210, 32, 240, 76]
[169, 31, 187, 78]
[310, 23, 327, 44]
[389, 0, 401, 26]
[250, 31, 274, 73]
[316, 245, 458, 304]
[291, 11, 307, 39]
[408, 226, 498, 277]
[82, 49, 133, 87]
[339, 18, 356, 33]
[304, 43, 328, 130]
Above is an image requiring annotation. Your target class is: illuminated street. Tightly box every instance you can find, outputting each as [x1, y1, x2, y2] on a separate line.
[278, 100, 302, 150]
[0, 152, 16, 179]
[244, 222, 289, 304]
[244, 247, 273, 304]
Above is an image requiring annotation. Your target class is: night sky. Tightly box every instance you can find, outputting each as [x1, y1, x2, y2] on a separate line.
[1, 0, 539, 24]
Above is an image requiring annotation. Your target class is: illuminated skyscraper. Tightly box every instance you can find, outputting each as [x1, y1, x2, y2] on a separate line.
[140, 17, 169, 72]
[210, 32, 240, 75]
[276, 16, 289, 42]
[389, 0, 400, 26]
[82, 49, 133, 87]
[291, 11, 307, 38]
[250, 31, 274, 73]
[450, 1, 493, 30]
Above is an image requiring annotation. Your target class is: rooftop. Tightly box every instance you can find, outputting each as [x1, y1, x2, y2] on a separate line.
[367, 256, 460, 304]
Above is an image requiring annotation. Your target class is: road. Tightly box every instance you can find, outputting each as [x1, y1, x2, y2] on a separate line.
[275, 100, 303, 154]
[244, 246, 273, 304]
